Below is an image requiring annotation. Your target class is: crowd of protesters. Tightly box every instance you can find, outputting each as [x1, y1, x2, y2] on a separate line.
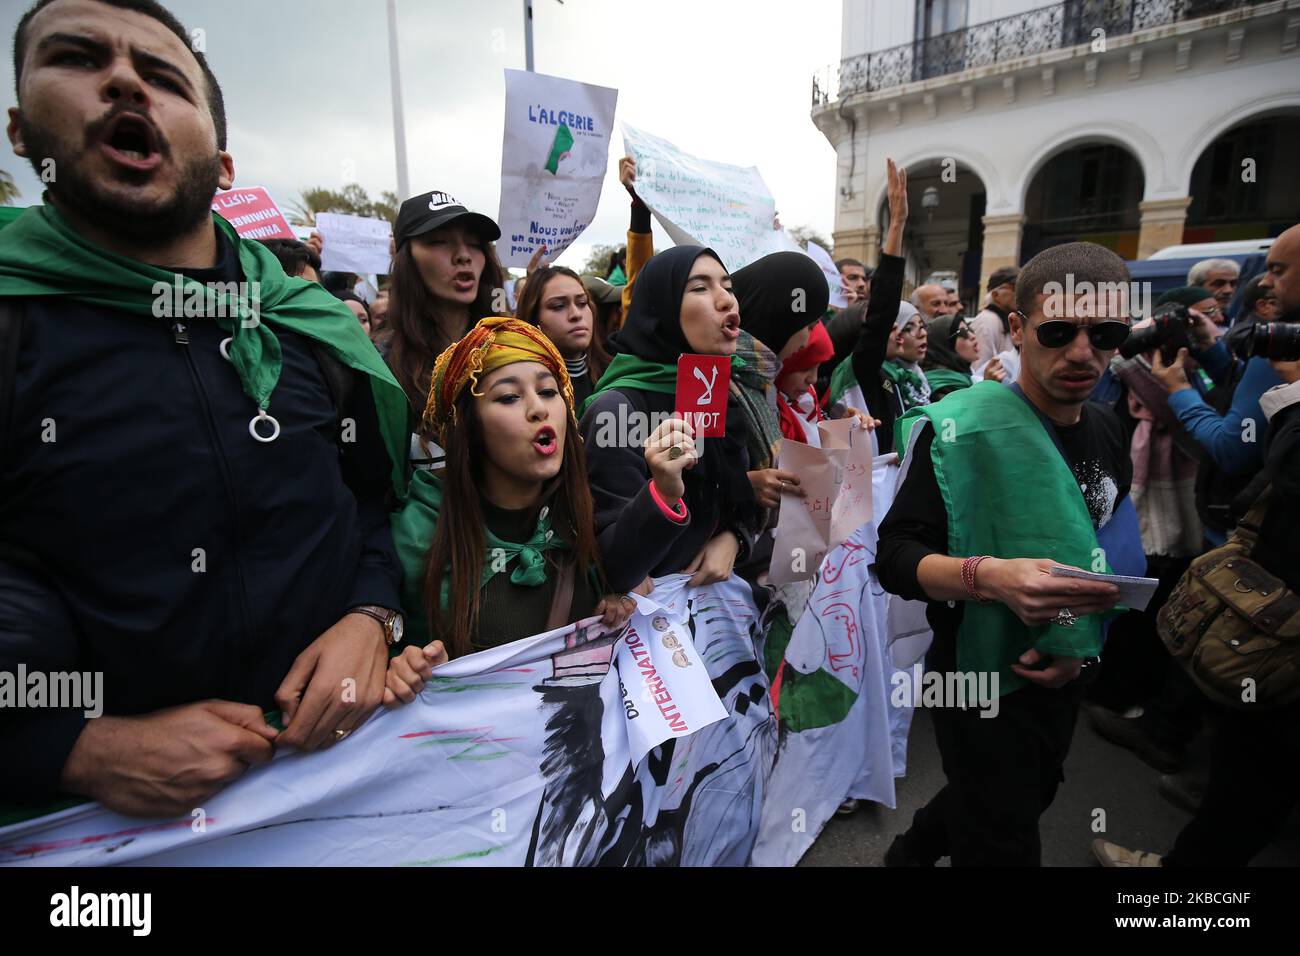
[1, 0, 1299, 869]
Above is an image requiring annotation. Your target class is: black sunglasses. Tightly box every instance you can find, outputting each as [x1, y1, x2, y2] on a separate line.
[1027, 318, 1131, 351]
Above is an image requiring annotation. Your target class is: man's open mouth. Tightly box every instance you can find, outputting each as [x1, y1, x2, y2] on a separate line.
[100, 113, 161, 168]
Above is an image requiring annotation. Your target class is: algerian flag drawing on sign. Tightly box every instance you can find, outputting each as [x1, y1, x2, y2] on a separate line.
[544, 122, 574, 174]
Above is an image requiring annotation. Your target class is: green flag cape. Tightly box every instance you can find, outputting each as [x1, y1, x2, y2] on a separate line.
[544, 123, 575, 175]
[0, 204, 408, 494]
[579, 351, 745, 418]
[390, 469, 572, 647]
[895, 380, 1111, 696]
[826, 354, 857, 407]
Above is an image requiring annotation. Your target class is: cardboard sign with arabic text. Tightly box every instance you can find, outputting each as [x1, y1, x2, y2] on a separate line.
[768, 418, 874, 584]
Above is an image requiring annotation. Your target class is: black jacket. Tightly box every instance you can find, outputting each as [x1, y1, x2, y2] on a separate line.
[0, 236, 400, 804]
[1239, 396, 1300, 591]
[845, 253, 905, 453]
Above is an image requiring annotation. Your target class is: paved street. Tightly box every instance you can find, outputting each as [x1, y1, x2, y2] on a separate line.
[802, 706, 1300, 867]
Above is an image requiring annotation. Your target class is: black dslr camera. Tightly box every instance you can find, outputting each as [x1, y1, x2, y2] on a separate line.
[1119, 301, 1195, 363]
[1239, 322, 1300, 361]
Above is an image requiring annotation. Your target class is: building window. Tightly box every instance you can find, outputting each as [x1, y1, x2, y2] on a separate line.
[914, 0, 969, 80]
[916, 0, 968, 39]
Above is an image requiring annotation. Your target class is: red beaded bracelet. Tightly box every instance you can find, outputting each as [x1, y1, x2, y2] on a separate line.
[961, 555, 993, 604]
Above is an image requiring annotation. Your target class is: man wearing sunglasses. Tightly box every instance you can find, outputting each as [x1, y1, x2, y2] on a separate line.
[877, 241, 1133, 866]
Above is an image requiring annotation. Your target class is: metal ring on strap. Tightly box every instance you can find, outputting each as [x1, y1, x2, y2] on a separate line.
[248, 408, 281, 443]
[219, 336, 234, 362]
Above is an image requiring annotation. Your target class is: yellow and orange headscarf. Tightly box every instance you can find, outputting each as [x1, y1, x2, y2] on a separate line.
[422, 316, 574, 445]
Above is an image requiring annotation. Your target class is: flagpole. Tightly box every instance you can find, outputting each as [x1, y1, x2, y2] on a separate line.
[524, 0, 534, 71]
[387, 0, 411, 199]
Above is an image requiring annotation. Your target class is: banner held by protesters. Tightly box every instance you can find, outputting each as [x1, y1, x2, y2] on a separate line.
[0, 575, 770, 867]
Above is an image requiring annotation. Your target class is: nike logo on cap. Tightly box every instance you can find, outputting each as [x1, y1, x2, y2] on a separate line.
[428, 191, 459, 210]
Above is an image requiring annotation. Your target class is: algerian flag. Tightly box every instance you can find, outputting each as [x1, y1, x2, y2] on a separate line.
[544, 122, 574, 175]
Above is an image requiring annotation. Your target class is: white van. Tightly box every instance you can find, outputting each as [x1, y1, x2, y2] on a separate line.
[1148, 238, 1274, 260]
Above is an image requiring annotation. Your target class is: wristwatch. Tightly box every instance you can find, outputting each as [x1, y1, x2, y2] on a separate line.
[348, 605, 405, 646]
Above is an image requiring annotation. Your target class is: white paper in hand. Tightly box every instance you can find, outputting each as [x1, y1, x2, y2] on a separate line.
[615, 585, 728, 765]
[1048, 565, 1160, 611]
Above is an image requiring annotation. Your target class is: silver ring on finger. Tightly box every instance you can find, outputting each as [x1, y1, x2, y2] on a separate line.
[1052, 608, 1077, 627]
[333, 728, 351, 742]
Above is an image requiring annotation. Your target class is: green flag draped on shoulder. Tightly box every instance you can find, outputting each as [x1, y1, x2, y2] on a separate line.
[579, 351, 746, 418]
[0, 204, 408, 494]
[895, 380, 1110, 696]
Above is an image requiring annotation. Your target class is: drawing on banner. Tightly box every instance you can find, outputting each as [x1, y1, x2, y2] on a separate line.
[0, 576, 771, 868]
[497, 70, 618, 267]
[621, 122, 786, 270]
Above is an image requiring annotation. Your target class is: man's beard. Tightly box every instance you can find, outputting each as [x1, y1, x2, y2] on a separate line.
[20, 112, 222, 247]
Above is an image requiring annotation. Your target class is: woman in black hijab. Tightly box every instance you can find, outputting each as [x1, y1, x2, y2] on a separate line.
[579, 245, 758, 592]
[730, 251, 830, 509]
[920, 313, 979, 400]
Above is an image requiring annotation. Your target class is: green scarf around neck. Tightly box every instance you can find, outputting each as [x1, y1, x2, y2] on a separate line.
[881, 358, 930, 409]
[896, 381, 1111, 696]
[391, 469, 572, 647]
[922, 367, 972, 396]
[0, 203, 408, 494]
[580, 350, 746, 418]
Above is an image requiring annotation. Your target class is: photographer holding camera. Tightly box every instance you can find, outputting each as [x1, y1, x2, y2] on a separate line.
[1146, 285, 1283, 546]
[1095, 224, 1300, 867]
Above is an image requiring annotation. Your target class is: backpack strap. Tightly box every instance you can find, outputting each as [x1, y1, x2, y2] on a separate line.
[1229, 481, 1273, 555]
[0, 299, 23, 459]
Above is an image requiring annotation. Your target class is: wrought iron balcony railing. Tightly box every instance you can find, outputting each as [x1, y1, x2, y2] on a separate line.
[812, 0, 1260, 105]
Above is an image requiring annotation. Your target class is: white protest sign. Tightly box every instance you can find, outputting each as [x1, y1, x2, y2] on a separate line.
[497, 69, 618, 267]
[769, 418, 874, 585]
[621, 122, 784, 270]
[617, 593, 729, 765]
[806, 241, 849, 308]
[315, 212, 393, 275]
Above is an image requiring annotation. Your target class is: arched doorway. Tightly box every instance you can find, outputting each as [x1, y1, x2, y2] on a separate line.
[1021, 143, 1145, 261]
[881, 158, 987, 308]
[1185, 112, 1300, 243]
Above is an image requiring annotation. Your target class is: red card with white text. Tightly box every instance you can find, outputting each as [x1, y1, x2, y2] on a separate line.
[211, 186, 296, 241]
[675, 355, 731, 438]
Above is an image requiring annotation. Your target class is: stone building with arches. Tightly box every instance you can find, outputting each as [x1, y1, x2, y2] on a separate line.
[812, 0, 1300, 301]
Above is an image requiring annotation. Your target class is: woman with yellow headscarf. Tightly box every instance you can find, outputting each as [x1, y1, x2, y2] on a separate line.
[384, 317, 636, 701]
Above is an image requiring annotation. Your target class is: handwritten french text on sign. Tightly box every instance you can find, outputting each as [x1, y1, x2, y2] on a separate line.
[769, 418, 874, 585]
[211, 187, 295, 241]
[675, 355, 731, 437]
[497, 69, 618, 268]
[315, 212, 394, 276]
[621, 122, 785, 270]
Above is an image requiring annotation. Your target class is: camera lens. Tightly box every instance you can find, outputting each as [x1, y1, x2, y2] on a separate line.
[1245, 322, 1300, 361]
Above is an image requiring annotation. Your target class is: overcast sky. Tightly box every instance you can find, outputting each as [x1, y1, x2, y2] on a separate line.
[1, 0, 841, 270]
